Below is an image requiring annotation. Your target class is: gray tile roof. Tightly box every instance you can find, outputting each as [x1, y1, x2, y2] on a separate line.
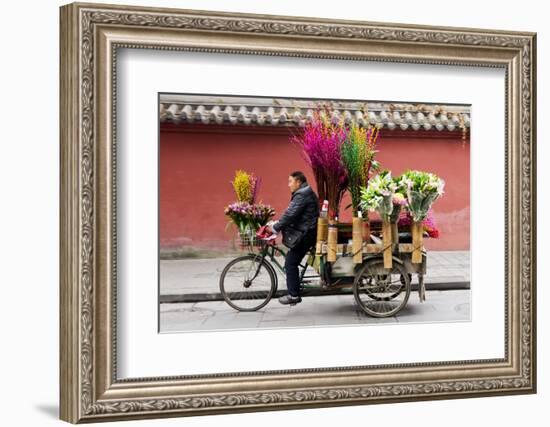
[160, 94, 470, 132]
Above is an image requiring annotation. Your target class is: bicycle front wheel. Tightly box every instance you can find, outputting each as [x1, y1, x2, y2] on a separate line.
[219, 255, 277, 312]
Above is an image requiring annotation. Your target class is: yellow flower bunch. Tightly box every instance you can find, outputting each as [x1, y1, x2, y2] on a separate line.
[231, 170, 253, 203]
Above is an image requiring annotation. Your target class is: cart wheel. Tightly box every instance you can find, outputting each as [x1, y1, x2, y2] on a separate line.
[219, 255, 277, 312]
[353, 257, 411, 318]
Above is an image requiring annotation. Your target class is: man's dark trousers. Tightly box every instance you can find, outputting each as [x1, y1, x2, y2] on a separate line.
[284, 228, 316, 297]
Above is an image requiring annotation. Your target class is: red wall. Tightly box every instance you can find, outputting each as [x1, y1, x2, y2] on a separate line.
[160, 123, 469, 252]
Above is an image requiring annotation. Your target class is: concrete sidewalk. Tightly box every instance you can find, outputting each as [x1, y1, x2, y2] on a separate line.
[159, 251, 470, 302]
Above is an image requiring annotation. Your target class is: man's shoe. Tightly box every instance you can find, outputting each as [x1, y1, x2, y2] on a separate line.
[278, 294, 302, 305]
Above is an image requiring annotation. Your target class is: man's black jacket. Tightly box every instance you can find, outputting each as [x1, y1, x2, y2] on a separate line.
[272, 182, 320, 234]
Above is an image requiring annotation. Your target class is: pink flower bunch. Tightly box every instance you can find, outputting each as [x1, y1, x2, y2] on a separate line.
[397, 207, 441, 238]
[290, 104, 349, 218]
[224, 201, 251, 217]
[392, 192, 408, 206]
[224, 201, 275, 233]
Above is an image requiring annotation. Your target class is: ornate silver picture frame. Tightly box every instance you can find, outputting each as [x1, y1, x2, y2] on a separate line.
[59, 2, 536, 423]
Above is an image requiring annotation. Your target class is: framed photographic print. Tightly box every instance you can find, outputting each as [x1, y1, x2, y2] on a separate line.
[59, 1, 537, 423]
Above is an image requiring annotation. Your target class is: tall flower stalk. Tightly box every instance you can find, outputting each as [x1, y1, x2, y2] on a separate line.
[290, 103, 349, 219]
[340, 122, 380, 216]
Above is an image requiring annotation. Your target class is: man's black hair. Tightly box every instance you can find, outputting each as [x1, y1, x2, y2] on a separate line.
[290, 171, 307, 184]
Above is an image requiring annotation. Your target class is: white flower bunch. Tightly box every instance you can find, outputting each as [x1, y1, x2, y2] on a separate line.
[398, 170, 445, 197]
[398, 170, 445, 222]
[359, 171, 398, 219]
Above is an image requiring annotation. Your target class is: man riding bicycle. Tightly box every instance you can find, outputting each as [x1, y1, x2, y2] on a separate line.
[265, 171, 319, 305]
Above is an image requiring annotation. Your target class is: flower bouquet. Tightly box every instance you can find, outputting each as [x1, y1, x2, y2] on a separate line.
[397, 170, 445, 263]
[224, 170, 275, 248]
[359, 171, 401, 268]
[359, 170, 400, 222]
[398, 169, 445, 222]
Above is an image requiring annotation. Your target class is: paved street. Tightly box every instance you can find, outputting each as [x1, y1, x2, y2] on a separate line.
[160, 290, 470, 333]
[159, 251, 470, 333]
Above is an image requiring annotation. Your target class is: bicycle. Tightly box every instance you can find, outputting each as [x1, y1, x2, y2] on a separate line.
[218, 236, 321, 312]
[219, 233, 418, 317]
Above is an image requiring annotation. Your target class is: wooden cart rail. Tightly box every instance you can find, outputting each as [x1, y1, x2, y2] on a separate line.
[317, 242, 423, 255]
[316, 218, 425, 269]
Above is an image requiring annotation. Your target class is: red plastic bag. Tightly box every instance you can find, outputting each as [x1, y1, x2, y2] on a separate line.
[256, 225, 270, 239]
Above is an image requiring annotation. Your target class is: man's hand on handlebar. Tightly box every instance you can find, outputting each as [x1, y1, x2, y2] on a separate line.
[265, 220, 279, 236]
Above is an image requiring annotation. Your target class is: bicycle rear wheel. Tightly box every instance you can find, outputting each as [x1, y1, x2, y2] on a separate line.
[219, 255, 277, 312]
